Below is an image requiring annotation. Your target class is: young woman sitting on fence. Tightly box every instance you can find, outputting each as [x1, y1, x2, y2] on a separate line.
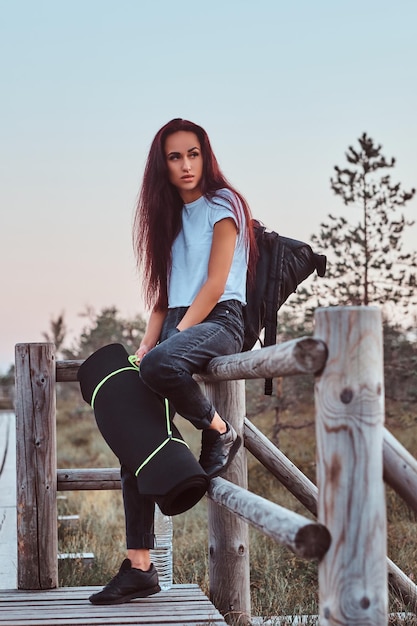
[89, 118, 257, 605]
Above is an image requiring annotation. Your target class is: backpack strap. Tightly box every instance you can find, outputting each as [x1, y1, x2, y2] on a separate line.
[263, 235, 285, 394]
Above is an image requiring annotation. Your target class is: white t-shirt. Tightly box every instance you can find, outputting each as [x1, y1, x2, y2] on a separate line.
[167, 189, 248, 308]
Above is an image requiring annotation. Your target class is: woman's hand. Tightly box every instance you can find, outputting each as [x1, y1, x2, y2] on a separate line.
[135, 344, 150, 361]
[135, 307, 168, 361]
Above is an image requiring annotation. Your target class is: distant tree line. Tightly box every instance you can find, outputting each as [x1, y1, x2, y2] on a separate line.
[42, 307, 147, 360]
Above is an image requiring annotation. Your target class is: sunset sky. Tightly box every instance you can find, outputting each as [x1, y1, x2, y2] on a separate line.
[1, 0, 416, 372]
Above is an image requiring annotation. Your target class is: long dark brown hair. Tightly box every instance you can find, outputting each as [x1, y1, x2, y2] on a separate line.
[133, 118, 257, 310]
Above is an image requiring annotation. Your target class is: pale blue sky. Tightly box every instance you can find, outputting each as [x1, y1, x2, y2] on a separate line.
[1, 0, 416, 372]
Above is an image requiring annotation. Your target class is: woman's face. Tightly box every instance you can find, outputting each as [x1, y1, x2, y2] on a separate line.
[165, 131, 203, 203]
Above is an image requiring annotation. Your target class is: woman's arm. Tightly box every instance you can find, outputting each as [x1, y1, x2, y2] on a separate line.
[176, 217, 237, 331]
[136, 307, 167, 359]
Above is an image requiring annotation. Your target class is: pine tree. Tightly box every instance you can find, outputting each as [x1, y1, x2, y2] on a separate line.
[62, 307, 147, 359]
[42, 312, 67, 357]
[305, 133, 416, 321]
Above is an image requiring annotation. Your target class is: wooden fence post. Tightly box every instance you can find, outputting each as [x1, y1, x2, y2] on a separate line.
[204, 379, 251, 624]
[15, 343, 58, 589]
[314, 307, 387, 625]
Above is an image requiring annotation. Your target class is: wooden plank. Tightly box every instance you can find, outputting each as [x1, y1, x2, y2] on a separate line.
[58, 553, 95, 566]
[15, 343, 58, 590]
[55, 337, 327, 384]
[204, 379, 251, 624]
[0, 618, 225, 625]
[0, 507, 17, 589]
[0, 584, 214, 595]
[383, 426, 417, 514]
[243, 417, 318, 516]
[208, 477, 330, 560]
[202, 337, 328, 381]
[0, 411, 17, 590]
[0, 412, 16, 503]
[55, 360, 83, 382]
[387, 557, 417, 607]
[57, 468, 121, 491]
[244, 416, 417, 609]
[58, 515, 80, 530]
[314, 306, 387, 625]
[0, 585, 226, 625]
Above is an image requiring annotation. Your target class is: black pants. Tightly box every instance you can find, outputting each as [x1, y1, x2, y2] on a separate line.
[121, 300, 244, 549]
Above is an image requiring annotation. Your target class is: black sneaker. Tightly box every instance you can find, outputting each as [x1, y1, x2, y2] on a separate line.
[199, 421, 241, 478]
[89, 559, 161, 605]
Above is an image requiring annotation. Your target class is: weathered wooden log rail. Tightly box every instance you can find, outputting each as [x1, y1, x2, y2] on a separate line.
[10, 306, 417, 625]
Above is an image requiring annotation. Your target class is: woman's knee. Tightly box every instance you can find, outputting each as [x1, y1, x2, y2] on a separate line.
[140, 346, 185, 392]
[140, 347, 176, 386]
[139, 350, 160, 386]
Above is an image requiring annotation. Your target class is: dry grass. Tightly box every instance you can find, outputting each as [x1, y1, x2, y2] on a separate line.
[56, 388, 417, 620]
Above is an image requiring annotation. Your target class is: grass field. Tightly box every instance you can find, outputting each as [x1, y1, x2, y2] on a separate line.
[56, 381, 417, 623]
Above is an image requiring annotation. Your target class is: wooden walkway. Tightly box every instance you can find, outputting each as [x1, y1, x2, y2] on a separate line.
[0, 413, 224, 624]
[0, 411, 17, 590]
[0, 584, 226, 625]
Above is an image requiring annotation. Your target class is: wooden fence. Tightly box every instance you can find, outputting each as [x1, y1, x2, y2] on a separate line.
[13, 306, 417, 625]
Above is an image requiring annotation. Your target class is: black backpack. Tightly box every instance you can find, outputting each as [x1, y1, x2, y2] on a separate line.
[243, 219, 327, 394]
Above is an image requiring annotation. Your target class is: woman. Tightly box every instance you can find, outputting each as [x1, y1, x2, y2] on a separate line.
[89, 118, 256, 605]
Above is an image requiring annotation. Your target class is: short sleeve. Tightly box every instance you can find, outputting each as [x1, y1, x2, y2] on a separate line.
[208, 190, 239, 230]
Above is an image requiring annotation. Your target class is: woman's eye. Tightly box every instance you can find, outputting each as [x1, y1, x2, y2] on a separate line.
[190, 152, 199, 158]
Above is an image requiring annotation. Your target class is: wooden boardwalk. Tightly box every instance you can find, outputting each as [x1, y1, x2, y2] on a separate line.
[0, 411, 17, 590]
[0, 584, 226, 625]
[0, 410, 225, 624]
